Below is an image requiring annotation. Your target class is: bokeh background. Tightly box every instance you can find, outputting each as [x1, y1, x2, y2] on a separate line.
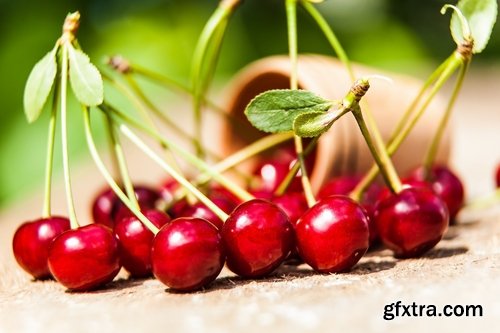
[0, 0, 499, 209]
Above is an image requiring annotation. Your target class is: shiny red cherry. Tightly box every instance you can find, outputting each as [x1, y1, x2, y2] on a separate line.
[179, 196, 234, 230]
[407, 165, 464, 221]
[114, 210, 171, 278]
[158, 178, 180, 205]
[374, 187, 449, 258]
[12, 216, 70, 279]
[222, 199, 294, 278]
[48, 224, 121, 291]
[318, 175, 383, 245]
[272, 192, 308, 225]
[151, 217, 225, 292]
[295, 196, 369, 273]
[92, 188, 117, 228]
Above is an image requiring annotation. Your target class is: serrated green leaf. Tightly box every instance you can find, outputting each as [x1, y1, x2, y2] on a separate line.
[293, 111, 336, 137]
[67, 44, 103, 106]
[244, 89, 333, 133]
[450, 0, 498, 53]
[23, 47, 58, 123]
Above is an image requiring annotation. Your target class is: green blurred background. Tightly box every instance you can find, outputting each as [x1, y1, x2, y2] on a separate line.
[0, 0, 498, 209]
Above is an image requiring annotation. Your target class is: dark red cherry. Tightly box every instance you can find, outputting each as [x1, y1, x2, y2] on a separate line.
[48, 224, 121, 291]
[114, 210, 171, 278]
[222, 199, 294, 278]
[295, 196, 369, 273]
[407, 165, 464, 221]
[272, 192, 308, 225]
[113, 186, 161, 223]
[12, 216, 70, 279]
[496, 163, 500, 188]
[151, 217, 225, 292]
[374, 187, 449, 258]
[92, 188, 117, 228]
[158, 178, 180, 205]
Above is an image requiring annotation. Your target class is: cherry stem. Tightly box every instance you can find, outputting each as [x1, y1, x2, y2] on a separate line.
[42, 79, 60, 218]
[300, 0, 354, 81]
[119, 124, 230, 222]
[350, 53, 463, 200]
[286, 0, 316, 207]
[191, 0, 239, 158]
[104, 114, 141, 211]
[83, 106, 159, 234]
[114, 59, 252, 131]
[104, 112, 121, 185]
[423, 59, 470, 174]
[352, 104, 402, 194]
[60, 45, 79, 229]
[102, 73, 184, 174]
[102, 104, 254, 202]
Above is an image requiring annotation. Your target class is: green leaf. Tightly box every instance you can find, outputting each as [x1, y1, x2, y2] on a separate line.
[244, 89, 333, 133]
[293, 111, 336, 137]
[23, 47, 58, 123]
[450, 0, 498, 53]
[67, 44, 104, 106]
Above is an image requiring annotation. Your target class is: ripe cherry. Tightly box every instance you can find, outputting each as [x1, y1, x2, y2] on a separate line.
[407, 165, 464, 221]
[48, 224, 121, 291]
[222, 199, 294, 278]
[151, 217, 225, 292]
[318, 176, 382, 245]
[12, 216, 70, 279]
[374, 187, 449, 258]
[272, 192, 308, 226]
[295, 196, 369, 273]
[92, 188, 117, 228]
[114, 210, 171, 278]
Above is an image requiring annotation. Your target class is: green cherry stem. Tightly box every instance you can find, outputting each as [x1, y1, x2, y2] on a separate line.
[350, 51, 464, 199]
[100, 104, 254, 202]
[83, 106, 159, 234]
[118, 124, 230, 222]
[423, 59, 470, 174]
[351, 102, 402, 193]
[60, 44, 79, 229]
[191, 0, 241, 158]
[286, 0, 316, 207]
[104, 111, 122, 185]
[104, 114, 141, 211]
[42, 79, 60, 218]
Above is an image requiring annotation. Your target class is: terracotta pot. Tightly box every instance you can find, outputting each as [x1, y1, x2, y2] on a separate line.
[219, 54, 451, 192]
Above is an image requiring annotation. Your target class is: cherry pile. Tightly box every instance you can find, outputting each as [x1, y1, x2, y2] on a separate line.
[13, 144, 466, 292]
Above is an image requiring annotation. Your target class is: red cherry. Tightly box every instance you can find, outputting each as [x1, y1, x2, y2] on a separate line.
[407, 165, 465, 221]
[222, 199, 294, 278]
[92, 188, 117, 228]
[114, 210, 171, 278]
[151, 217, 225, 292]
[113, 186, 161, 223]
[318, 176, 382, 245]
[295, 196, 369, 273]
[158, 178, 180, 205]
[272, 192, 308, 225]
[48, 224, 121, 291]
[496, 164, 500, 188]
[374, 187, 449, 258]
[179, 196, 235, 231]
[12, 216, 70, 279]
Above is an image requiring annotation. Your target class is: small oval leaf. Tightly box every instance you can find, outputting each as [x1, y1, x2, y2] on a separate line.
[293, 111, 335, 138]
[67, 44, 104, 106]
[23, 47, 58, 123]
[450, 0, 498, 53]
[244, 89, 333, 133]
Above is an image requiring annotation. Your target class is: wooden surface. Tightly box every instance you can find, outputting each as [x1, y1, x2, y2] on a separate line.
[1, 67, 500, 333]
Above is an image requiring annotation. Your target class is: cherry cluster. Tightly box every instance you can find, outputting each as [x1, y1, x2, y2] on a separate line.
[13, 141, 478, 292]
